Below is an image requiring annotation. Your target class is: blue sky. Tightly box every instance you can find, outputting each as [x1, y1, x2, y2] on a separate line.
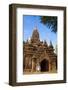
[23, 15, 57, 47]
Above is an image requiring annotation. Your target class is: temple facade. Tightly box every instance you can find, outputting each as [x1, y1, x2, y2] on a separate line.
[23, 28, 57, 74]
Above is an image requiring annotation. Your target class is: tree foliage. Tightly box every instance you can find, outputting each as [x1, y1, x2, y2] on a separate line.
[40, 16, 57, 33]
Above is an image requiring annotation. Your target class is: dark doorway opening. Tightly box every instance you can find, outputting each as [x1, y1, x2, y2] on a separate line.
[40, 59, 49, 72]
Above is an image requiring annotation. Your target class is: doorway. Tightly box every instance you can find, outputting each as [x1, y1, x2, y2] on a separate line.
[40, 59, 49, 72]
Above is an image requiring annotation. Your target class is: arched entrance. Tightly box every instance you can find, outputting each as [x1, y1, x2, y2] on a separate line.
[40, 59, 49, 72]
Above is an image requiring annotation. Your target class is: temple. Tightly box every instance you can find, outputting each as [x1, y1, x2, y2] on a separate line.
[23, 28, 57, 74]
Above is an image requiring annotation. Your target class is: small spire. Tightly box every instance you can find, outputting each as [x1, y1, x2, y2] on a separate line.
[50, 41, 52, 46]
[49, 41, 53, 48]
[27, 39, 28, 43]
[44, 40, 47, 44]
[28, 37, 31, 44]
[28, 37, 30, 41]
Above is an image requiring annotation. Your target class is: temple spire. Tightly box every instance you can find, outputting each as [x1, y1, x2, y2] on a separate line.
[31, 27, 40, 44]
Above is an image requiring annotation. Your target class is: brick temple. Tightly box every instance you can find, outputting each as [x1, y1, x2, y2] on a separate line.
[23, 27, 57, 74]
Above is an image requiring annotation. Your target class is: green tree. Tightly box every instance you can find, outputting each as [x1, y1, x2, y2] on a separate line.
[40, 16, 57, 33]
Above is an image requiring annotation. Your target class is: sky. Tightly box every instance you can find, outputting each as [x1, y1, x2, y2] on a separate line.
[23, 15, 57, 48]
